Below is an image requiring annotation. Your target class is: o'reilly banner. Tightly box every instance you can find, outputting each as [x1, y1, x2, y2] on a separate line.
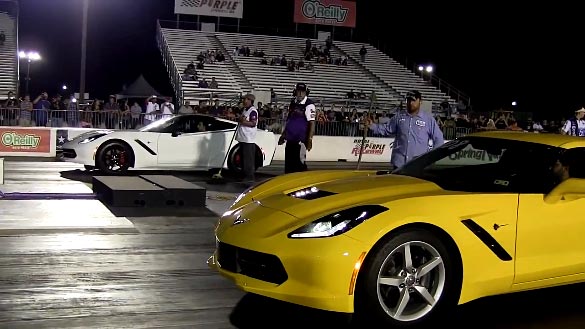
[294, 0, 356, 28]
[175, 0, 243, 19]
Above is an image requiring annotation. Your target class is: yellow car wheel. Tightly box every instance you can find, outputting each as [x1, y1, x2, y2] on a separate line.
[355, 229, 462, 327]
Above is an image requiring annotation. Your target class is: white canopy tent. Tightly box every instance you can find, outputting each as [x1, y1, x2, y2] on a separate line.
[115, 75, 167, 100]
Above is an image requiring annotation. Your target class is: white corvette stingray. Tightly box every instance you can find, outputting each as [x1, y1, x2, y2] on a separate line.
[60, 114, 277, 174]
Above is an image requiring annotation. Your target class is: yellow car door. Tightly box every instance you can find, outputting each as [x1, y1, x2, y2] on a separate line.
[515, 151, 585, 286]
[515, 193, 585, 284]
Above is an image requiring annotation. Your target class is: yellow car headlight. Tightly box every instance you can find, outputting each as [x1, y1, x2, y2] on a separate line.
[288, 205, 388, 239]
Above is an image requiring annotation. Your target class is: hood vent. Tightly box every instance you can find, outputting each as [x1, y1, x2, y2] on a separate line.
[287, 187, 337, 200]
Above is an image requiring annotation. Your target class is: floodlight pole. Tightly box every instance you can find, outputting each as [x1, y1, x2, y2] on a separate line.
[356, 91, 376, 170]
[79, 0, 89, 103]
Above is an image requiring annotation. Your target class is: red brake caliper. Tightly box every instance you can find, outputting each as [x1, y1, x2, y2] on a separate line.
[119, 151, 126, 165]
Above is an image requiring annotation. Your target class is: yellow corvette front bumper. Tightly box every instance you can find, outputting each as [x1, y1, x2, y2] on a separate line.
[208, 225, 369, 313]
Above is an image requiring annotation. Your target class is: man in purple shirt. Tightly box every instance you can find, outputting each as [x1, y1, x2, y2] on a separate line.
[367, 90, 444, 169]
[278, 83, 316, 173]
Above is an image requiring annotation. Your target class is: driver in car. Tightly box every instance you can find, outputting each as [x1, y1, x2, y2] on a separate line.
[552, 148, 585, 184]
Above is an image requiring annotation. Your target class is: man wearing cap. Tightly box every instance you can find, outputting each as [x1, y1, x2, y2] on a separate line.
[366, 90, 444, 169]
[278, 83, 316, 173]
[236, 93, 259, 182]
[561, 108, 585, 136]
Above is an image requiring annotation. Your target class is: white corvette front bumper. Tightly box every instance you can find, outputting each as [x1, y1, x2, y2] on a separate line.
[60, 141, 97, 166]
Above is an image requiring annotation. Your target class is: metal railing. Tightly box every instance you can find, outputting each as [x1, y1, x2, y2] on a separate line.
[0, 108, 477, 140]
[0, 108, 165, 129]
[156, 20, 183, 106]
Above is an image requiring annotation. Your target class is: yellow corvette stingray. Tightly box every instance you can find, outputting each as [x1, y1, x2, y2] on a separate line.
[209, 131, 585, 327]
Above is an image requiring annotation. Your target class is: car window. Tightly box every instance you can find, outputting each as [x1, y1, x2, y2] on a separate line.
[176, 116, 208, 133]
[557, 147, 585, 179]
[394, 137, 563, 194]
[139, 116, 177, 132]
[206, 117, 236, 131]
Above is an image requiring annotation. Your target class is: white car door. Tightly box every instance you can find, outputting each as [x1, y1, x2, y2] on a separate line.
[197, 117, 238, 168]
[157, 116, 209, 167]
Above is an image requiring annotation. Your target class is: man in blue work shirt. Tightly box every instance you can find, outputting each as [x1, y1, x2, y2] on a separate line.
[366, 90, 444, 169]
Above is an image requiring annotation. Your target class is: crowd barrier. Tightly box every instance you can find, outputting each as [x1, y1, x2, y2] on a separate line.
[0, 125, 404, 163]
[0, 108, 474, 140]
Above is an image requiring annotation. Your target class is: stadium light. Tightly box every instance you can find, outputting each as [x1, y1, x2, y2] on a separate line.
[19, 50, 41, 61]
[512, 101, 517, 106]
[62, 85, 68, 90]
[417, 64, 434, 81]
[418, 64, 433, 73]
[19, 50, 41, 95]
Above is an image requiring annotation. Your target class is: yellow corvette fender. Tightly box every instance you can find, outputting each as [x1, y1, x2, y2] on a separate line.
[344, 193, 518, 305]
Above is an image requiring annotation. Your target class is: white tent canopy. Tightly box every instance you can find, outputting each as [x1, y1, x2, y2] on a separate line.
[115, 75, 166, 100]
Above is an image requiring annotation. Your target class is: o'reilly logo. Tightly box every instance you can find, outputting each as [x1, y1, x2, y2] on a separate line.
[302, 0, 348, 23]
[2, 131, 41, 148]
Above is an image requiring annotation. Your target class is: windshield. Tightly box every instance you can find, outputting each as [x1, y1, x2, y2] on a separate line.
[393, 137, 563, 193]
[139, 116, 176, 132]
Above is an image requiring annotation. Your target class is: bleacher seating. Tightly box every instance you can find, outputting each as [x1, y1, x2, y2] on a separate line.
[215, 33, 400, 106]
[158, 26, 460, 109]
[0, 12, 17, 99]
[161, 28, 245, 103]
[335, 41, 454, 106]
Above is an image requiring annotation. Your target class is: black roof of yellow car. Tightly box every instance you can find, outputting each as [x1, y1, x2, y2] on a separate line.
[468, 131, 585, 148]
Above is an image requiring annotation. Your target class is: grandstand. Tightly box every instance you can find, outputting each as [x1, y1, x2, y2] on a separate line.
[0, 11, 17, 99]
[159, 28, 247, 104]
[157, 23, 459, 111]
[215, 32, 400, 106]
[335, 41, 453, 105]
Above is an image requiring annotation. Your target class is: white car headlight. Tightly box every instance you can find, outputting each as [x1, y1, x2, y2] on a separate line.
[288, 205, 388, 239]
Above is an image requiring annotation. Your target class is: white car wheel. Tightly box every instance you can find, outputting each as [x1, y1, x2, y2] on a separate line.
[96, 142, 133, 174]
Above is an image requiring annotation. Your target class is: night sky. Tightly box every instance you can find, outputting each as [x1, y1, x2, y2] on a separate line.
[16, 0, 583, 118]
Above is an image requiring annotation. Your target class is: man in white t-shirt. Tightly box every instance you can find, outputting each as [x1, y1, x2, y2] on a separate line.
[236, 93, 258, 182]
[145, 96, 160, 124]
[161, 98, 175, 116]
[561, 108, 585, 136]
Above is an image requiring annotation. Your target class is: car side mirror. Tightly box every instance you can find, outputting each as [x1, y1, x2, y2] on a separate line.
[544, 178, 585, 204]
[171, 131, 182, 137]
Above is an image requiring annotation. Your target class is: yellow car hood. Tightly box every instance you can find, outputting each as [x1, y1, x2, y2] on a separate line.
[258, 174, 444, 220]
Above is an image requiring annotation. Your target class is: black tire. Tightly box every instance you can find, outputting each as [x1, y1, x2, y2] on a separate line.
[96, 141, 133, 175]
[84, 165, 95, 171]
[355, 229, 461, 328]
[227, 143, 262, 173]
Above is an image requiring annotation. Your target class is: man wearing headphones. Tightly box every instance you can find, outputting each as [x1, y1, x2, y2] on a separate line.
[278, 83, 316, 173]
